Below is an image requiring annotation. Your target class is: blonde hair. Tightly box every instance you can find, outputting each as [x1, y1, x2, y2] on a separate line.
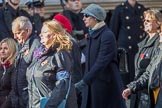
[0, 38, 17, 65]
[144, 9, 162, 21]
[144, 9, 162, 32]
[43, 20, 72, 52]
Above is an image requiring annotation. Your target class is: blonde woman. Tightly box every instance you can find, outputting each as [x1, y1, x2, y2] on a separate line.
[26, 20, 78, 108]
[122, 9, 162, 108]
[0, 38, 17, 108]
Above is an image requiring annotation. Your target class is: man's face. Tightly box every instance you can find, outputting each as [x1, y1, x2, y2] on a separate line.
[12, 27, 29, 44]
[66, 0, 82, 13]
[28, 7, 45, 17]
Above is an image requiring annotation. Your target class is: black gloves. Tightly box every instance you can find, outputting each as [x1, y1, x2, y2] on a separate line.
[75, 80, 87, 93]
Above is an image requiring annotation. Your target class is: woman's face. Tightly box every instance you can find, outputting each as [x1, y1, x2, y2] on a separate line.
[0, 42, 10, 61]
[83, 14, 97, 29]
[39, 25, 54, 48]
[144, 14, 159, 33]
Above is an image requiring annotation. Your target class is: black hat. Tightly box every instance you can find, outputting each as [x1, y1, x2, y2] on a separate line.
[25, 0, 45, 8]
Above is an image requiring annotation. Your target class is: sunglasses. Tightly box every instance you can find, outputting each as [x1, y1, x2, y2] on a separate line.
[83, 14, 91, 18]
[143, 19, 153, 23]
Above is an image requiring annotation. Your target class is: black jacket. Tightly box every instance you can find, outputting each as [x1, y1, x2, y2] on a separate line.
[0, 4, 30, 40]
[10, 36, 40, 108]
[0, 64, 14, 96]
[26, 48, 78, 108]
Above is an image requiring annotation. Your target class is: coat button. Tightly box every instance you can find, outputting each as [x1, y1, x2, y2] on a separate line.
[140, 35, 143, 39]
[126, 16, 130, 20]
[128, 46, 132, 49]
[138, 6, 141, 9]
[140, 16, 143, 19]
[127, 26, 130, 30]
[128, 36, 131, 39]
[35, 30, 37, 33]
[140, 26, 143, 29]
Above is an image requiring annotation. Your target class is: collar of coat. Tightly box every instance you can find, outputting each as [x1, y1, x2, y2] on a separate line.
[138, 33, 159, 48]
[88, 25, 107, 39]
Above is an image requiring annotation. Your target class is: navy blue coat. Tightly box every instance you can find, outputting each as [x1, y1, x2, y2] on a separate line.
[110, 1, 147, 83]
[81, 25, 126, 108]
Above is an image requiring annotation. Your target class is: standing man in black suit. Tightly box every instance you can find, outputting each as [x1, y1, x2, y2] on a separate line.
[110, 0, 147, 86]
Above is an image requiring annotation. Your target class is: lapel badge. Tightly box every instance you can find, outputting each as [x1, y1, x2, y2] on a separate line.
[41, 60, 48, 66]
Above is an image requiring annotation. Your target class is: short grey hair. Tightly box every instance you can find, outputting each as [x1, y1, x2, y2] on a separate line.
[12, 16, 32, 31]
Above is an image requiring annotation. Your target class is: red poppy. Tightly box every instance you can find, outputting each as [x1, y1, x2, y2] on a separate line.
[140, 53, 145, 59]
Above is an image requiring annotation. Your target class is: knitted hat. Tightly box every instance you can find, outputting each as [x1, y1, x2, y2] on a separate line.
[81, 4, 106, 21]
[53, 13, 72, 33]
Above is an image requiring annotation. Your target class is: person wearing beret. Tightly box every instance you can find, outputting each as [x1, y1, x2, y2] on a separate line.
[54, 13, 83, 107]
[75, 4, 126, 108]
[53, 13, 82, 84]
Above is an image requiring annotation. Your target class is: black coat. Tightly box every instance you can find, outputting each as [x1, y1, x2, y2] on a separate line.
[26, 49, 78, 108]
[81, 25, 126, 108]
[0, 4, 30, 40]
[110, 1, 147, 83]
[0, 65, 14, 95]
[62, 10, 88, 53]
[0, 64, 14, 108]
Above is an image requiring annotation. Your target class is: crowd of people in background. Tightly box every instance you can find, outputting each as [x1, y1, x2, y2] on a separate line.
[0, 0, 162, 108]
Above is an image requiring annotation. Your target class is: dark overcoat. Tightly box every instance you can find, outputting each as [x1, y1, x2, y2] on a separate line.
[81, 25, 126, 108]
[110, 1, 147, 83]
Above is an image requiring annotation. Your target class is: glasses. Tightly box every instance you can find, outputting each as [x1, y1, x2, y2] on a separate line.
[143, 19, 154, 23]
[83, 14, 91, 18]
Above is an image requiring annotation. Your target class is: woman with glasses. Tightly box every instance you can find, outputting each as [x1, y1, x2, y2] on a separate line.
[122, 9, 162, 108]
[75, 4, 126, 108]
[26, 20, 78, 108]
[0, 38, 17, 108]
